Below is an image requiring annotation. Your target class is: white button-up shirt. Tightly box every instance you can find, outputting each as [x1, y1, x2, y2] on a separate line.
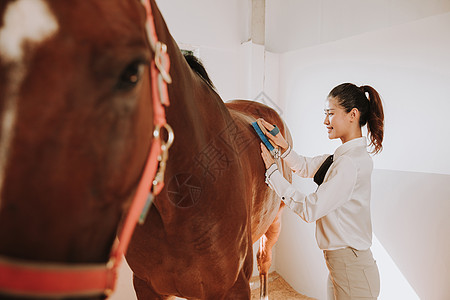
[265, 137, 373, 251]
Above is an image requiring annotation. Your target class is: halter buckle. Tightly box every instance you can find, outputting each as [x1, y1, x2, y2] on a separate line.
[155, 42, 172, 84]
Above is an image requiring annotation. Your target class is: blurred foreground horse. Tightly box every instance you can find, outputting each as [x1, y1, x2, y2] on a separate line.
[0, 0, 292, 299]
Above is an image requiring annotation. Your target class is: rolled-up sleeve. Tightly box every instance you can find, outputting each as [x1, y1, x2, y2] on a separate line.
[265, 156, 358, 223]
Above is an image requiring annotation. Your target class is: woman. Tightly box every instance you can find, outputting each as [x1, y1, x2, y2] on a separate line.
[260, 83, 383, 300]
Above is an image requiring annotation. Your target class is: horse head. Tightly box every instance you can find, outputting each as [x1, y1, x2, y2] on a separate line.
[0, 0, 161, 298]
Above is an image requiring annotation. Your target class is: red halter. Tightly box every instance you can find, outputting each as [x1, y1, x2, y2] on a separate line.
[0, 1, 173, 298]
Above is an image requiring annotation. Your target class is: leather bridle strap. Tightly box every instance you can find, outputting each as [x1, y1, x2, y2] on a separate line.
[0, 257, 112, 298]
[0, 0, 173, 298]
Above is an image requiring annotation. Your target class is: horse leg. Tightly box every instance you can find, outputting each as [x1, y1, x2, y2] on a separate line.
[220, 237, 253, 300]
[256, 206, 284, 300]
[133, 274, 174, 300]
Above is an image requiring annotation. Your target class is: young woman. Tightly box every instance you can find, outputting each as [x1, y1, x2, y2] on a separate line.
[260, 83, 384, 300]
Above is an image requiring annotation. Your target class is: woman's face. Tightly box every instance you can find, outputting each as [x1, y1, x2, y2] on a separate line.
[323, 97, 355, 143]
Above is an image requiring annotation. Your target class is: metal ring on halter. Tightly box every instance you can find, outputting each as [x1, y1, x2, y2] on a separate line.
[151, 123, 174, 191]
[153, 123, 174, 149]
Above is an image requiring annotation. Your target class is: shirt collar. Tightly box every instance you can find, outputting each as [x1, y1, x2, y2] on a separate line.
[334, 137, 367, 159]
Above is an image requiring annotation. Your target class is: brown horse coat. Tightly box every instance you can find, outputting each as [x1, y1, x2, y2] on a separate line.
[0, 1, 155, 299]
[125, 1, 293, 299]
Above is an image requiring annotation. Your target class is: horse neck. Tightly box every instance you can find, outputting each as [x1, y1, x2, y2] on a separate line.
[169, 68, 229, 143]
[150, 0, 233, 218]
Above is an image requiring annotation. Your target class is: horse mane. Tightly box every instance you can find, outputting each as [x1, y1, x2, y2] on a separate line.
[182, 51, 217, 91]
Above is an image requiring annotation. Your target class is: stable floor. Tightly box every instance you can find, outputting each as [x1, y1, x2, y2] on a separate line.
[111, 259, 316, 299]
[250, 272, 316, 300]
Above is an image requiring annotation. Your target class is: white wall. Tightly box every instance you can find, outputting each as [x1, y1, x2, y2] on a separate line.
[275, 12, 450, 300]
[371, 170, 450, 300]
[155, 0, 252, 102]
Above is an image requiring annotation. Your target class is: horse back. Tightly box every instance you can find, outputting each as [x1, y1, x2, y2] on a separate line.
[225, 100, 293, 242]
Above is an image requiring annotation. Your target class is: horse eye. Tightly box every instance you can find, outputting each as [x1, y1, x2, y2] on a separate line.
[116, 61, 145, 90]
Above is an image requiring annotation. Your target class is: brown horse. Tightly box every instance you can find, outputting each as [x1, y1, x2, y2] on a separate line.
[0, 0, 160, 299]
[125, 1, 293, 299]
[0, 0, 292, 299]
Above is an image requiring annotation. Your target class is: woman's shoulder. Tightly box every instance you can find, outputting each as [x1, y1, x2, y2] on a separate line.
[337, 147, 373, 172]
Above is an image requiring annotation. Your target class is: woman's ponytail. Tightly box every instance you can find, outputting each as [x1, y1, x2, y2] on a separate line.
[361, 85, 384, 154]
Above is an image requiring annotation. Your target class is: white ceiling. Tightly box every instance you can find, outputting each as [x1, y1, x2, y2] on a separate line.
[156, 0, 450, 53]
[266, 0, 450, 52]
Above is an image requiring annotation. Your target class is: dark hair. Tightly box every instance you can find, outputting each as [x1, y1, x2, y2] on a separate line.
[328, 83, 384, 154]
[182, 51, 216, 91]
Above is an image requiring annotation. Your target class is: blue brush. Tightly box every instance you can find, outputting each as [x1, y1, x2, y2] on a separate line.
[251, 121, 277, 153]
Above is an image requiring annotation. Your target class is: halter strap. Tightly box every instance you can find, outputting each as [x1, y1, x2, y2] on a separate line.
[0, 0, 173, 297]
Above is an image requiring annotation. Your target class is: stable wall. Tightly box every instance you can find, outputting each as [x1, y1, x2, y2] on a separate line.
[274, 12, 450, 300]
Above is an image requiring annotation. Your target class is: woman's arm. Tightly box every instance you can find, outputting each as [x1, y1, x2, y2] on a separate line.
[281, 147, 331, 178]
[265, 156, 358, 223]
[260, 141, 330, 179]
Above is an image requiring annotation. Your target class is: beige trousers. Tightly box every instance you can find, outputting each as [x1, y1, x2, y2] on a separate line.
[324, 248, 380, 300]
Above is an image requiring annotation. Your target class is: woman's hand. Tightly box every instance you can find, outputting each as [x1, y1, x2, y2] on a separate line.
[260, 143, 275, 169]
[257, 118, 289, 151]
